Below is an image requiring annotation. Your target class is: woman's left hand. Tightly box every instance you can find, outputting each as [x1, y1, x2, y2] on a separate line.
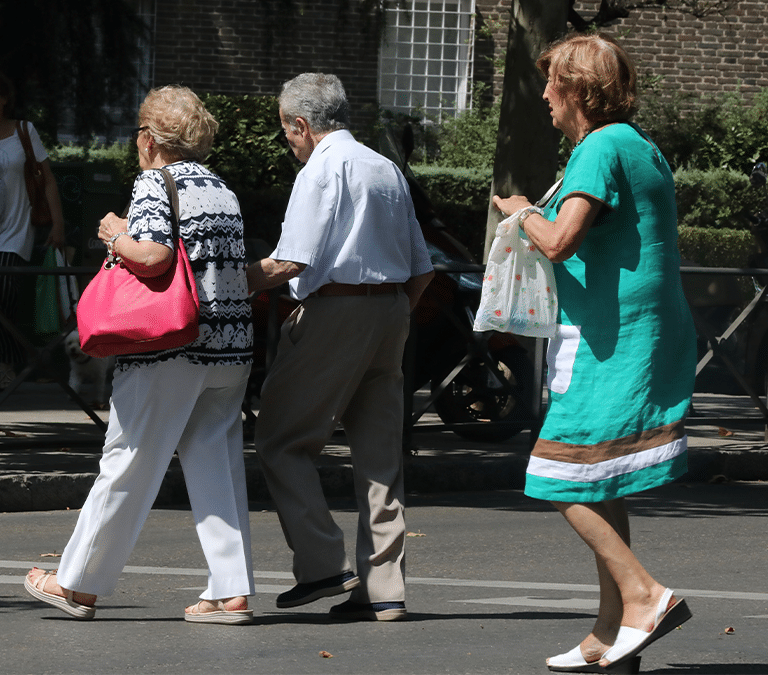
[45, 222, 66, 250]
[492, 194, 533, 217]
[98, 212, 129, 244]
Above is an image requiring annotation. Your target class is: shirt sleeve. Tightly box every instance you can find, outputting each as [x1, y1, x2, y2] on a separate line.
[405, 196, 434, 276]
[554, 132, 621, 215]
[272, 170, 336, 268]
[127, 170, 175, 249]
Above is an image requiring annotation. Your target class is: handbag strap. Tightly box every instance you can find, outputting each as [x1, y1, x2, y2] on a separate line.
[109, 169, 181, 270]
[16, 120, 39, 170]
[535, 177, 564, 208]
[158, 168, 181, 240]
[120, 167, 180, 237]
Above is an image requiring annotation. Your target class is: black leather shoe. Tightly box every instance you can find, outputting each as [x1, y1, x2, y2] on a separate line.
[276, 571, 360, 608]
[329, 599, 407, 621]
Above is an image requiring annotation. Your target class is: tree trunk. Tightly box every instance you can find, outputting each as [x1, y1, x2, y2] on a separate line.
[483, 1, 569, 260]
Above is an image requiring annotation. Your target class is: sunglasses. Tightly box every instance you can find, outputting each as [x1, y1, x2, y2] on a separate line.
[130, 125, 149, 142]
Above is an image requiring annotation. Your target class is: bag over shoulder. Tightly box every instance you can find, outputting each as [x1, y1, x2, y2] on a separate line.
[16, 120, 52, 228]
[76, 168, 200, 358]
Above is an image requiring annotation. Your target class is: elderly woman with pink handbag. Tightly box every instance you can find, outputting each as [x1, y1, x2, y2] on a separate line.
[24, 85, 255, 624]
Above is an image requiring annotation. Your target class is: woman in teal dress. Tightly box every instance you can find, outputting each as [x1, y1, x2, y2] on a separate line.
[493, 33, 696, 672]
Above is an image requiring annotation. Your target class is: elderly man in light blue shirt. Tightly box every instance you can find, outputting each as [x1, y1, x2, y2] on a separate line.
[247, 73, 434, 622]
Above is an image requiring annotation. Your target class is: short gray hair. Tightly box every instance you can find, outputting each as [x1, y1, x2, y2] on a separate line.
[279, 73, 350, 134]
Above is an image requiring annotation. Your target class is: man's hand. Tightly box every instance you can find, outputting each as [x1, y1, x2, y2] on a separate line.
[404, 270, 435, 312]
[247, 258, 306, 294]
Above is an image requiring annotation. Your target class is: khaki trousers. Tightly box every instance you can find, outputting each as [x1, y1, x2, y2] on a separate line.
[255, 291, 409, 603]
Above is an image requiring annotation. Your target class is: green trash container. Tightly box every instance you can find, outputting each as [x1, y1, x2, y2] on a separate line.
[52, 162, 126, 268]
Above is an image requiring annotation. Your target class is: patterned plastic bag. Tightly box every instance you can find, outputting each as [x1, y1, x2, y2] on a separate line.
[473, 207, 558, 338]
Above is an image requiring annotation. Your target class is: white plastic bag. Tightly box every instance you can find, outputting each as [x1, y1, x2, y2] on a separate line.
[473, 207, 558, 338]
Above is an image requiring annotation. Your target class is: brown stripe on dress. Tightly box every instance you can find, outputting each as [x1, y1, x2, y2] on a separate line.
[532, 419, 687, 465]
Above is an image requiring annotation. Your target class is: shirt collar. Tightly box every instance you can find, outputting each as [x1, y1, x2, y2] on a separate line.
[310, 128, 354, 160]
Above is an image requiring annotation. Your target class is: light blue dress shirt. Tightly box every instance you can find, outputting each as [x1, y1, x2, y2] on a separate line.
[272, 129, 433, 300]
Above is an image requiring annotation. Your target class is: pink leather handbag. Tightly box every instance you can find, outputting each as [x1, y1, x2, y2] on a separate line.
[77, 169, 200, 358]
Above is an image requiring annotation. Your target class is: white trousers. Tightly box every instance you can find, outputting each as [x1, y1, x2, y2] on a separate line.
[57, 359, 255, 600]
[256, 292, 409, 604]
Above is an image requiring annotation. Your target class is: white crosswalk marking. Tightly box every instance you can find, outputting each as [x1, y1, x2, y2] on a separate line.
[4, 560, 768, 604]
[456, 596, 600, 609]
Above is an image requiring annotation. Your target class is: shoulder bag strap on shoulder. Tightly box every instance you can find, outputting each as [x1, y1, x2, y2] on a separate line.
[535, 177, 564, 208]
[16, 120, 35, 164]
[158, 168, 180, 240]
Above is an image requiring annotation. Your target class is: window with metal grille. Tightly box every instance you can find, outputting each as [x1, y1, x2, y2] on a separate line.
[378, 0, 476, 123]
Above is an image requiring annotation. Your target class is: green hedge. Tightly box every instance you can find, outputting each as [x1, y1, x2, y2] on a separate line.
[674, 168, 765, 230]
[411, 165, 492, 260]
[44, 91, 767, 266]
[411, 165, 492, 208]
[48, 141, 139, 196]
[48, 94, 297, 195]
[200, 94, 297, 195]
[410, 165, 767, 265]
[677, 226, 757, 268]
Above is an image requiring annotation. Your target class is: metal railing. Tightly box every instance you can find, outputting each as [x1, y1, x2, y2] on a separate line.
[1, 262, 767, 444]
[0, 264, 105, 431]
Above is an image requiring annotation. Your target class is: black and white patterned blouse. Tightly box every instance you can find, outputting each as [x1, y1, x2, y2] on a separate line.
[115, 161, 253, 371]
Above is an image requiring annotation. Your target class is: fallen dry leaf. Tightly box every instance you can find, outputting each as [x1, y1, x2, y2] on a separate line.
[319, 650, 333, 658]
[724, 626, 735, 635]
[407, 531, 426, 537]
[718, 427, 734, 437]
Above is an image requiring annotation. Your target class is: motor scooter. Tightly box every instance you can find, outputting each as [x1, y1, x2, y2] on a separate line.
[245, 125, 536, 443]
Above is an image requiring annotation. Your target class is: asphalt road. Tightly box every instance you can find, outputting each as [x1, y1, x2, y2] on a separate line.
[1, 484, 767, 675]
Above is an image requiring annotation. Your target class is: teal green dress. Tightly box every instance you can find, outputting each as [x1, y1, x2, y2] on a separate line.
[524, 123, 696, 503]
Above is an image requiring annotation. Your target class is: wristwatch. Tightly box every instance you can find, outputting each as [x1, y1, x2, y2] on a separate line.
[518, 206, 538, 232]
[519, 206, 537, 223]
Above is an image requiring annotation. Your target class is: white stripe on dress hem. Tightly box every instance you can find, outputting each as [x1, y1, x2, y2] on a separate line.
[526, 435, 687, 483]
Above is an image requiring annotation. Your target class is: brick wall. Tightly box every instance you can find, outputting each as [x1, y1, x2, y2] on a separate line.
[153, 0, 382, 129]
[570, 1, 768, 105]
[151, 1, 767, 124]
[474, 0, 511, 102]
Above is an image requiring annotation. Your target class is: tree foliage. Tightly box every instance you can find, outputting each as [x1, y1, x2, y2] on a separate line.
[436, 85, 501, 171]
[0, 0, 144, 144]
[635, 87, 768, 173]
[200, 94, 298, 195]
[567, 0, 738, 29]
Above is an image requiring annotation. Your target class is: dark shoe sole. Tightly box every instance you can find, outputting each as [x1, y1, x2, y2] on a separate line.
[276, 575, 360, 609]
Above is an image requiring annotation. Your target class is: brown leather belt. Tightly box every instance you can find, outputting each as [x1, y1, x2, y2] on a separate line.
[309, 282, 402, 297]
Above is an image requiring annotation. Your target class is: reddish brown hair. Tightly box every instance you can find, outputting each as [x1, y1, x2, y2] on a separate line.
[537, 33, 637, 123]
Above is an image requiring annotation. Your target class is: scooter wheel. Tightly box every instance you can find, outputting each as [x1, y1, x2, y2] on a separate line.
[431, 346, 534, 443]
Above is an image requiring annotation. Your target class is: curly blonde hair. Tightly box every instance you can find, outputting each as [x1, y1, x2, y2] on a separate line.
[139, 85, 219, 161]
[537, 33, 637, 124]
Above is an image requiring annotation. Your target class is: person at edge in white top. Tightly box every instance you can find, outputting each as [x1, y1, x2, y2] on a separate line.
[0, 71, 66, 388]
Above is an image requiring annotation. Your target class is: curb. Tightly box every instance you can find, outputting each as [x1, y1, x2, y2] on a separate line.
[2, 448, 767, 513]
